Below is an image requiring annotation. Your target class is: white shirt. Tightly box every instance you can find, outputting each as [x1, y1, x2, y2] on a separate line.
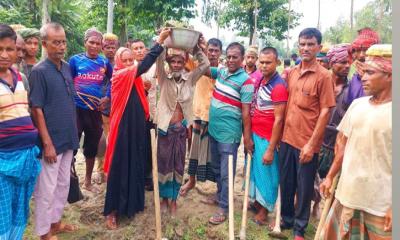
[335, 96, 392, 217]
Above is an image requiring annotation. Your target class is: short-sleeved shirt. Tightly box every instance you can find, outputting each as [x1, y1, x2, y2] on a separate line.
[208, 67, 254, 143]
[251, 72, 288, 141]
[29, 59, 79, 154]
[282, 61, 335, 153]
[335, 97, 391, 217]
[69, 53, 113, 110]
[0, 68, 37, 151]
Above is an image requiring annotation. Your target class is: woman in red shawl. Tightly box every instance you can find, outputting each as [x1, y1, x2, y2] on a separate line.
[103, 28, 171, 229]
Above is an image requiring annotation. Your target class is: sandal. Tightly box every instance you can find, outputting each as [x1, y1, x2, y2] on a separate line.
[209, 212, 226, 225]
[106, 215, 117, 230]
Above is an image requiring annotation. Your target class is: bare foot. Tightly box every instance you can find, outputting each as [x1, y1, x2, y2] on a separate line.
[179, 177, 195, 197]
[40, 232, 58, 240]
[161, 199, 168, 214]
[82, 182, 100, 194]
[50, 221, 79, 234]
[253, 206, 268, 225]
[170, 200, 177, 216]
[105, 212, 117, 230]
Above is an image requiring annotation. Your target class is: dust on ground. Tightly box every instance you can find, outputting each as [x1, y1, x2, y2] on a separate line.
[24, 144, 318, 239]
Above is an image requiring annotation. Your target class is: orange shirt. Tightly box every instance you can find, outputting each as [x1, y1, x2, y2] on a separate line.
[282, 61, 335, 153]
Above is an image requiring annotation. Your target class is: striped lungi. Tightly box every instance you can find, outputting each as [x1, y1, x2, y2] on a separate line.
[187, 120, 215, 182]
[319, 200, 392, 240]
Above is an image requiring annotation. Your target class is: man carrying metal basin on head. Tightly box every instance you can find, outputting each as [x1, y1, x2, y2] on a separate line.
[155, 27, 210, 216]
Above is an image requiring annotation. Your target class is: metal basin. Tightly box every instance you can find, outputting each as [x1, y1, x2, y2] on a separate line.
[164, 27, 201, 50]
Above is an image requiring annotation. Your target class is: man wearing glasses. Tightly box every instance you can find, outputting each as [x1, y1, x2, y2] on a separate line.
[29, 22, 79, 240]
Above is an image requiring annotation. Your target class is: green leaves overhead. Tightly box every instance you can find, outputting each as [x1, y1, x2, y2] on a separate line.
[202, 0, 301, 44]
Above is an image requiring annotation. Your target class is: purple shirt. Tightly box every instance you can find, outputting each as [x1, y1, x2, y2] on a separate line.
[346, 73, 365, 105]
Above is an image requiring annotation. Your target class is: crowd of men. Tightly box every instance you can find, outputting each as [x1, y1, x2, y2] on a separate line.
[0, 20, 392, 240]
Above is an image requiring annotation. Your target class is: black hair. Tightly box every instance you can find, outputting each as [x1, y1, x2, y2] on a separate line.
[291, 53, 298, 58]
[131, 38, 144, 44]
[226, 42, 245, 56]
[0, 24, 17, 42]
[260, 46, 279, 59]
[298, 28, 322, 44]
[207, 38, 223, 51]
[284, 58, 291, 66]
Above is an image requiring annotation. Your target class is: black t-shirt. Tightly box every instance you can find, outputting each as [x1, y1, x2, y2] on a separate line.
[29, 58, 79, 154]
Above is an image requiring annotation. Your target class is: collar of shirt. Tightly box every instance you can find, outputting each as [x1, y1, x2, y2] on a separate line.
[294, 60, 319, 77]
[244, 65, 257, 74]
[260, 71, 279, 87]
[222, 67, 245, 78]
[0, 68, 19, 92]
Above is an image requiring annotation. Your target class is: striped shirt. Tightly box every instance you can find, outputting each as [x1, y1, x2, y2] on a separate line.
[251, 72, 288, 140]
[209, 67, 254, 143]
[0, 68, 37, 151]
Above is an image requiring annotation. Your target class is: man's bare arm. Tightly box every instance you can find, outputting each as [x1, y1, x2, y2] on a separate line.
[263, 103, 286, 164]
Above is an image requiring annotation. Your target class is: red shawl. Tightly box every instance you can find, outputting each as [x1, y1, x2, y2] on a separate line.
[104, 47, 150, 174]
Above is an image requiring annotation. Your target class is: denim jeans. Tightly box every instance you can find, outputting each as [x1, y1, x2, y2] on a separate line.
[209, 135, 240, 214]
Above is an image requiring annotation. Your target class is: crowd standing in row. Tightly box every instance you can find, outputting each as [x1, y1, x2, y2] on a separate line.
[0, 21, 392, 240]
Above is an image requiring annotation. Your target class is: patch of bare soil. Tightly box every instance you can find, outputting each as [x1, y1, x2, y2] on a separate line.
[25, 144, 318, 239]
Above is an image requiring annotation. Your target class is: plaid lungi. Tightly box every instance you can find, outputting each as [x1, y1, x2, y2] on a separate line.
[319, 200, 392, 240]
[0, 146, 41, 238]
[187, 120, 215, 182]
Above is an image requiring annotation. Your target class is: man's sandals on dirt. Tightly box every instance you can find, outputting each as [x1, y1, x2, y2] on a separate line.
[209, 212, 226, 225]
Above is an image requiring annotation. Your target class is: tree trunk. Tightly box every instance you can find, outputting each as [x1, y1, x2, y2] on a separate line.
[317, 0, 321, 30]
[107, 0, 114, 33]
[41, 0, 51, 59]
[287, 0, 291, 58]
[350, 0, 354, 32]
[252, 0, 258, 45]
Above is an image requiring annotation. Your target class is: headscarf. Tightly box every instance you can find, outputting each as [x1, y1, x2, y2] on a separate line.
[326, 43, 352, 64]
[17, 28, 40, 41]
[102, 33, 119, 48]
[166, 48, 187, 61]
[84, 27, 103, 42]
[246, 45, 258, 57]
[352, 27, 380, 50]
[103, 47, 149, 173]
[364, 44, 392, 73]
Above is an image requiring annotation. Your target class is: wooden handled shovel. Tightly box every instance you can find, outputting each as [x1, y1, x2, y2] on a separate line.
[228, 154, 235, 240]
[313, 174, 339, 240]
[150, 129, 163, 240]
[239, 152, 252, 240]
[268, 186, 287, 239]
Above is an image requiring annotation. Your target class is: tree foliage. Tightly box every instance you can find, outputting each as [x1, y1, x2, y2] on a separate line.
[202, 0, 301, 44]
[323, 0, 392, 44]
[0, 0, 195, 57]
